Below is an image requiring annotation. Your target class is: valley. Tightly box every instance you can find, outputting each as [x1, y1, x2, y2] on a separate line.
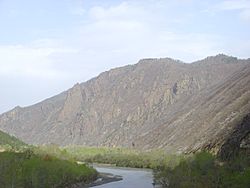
[0, 55, 249, 188]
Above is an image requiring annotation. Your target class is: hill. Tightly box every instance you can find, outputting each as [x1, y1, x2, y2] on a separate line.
[0, 54, 249, 155]
[0, 130, 26, 149]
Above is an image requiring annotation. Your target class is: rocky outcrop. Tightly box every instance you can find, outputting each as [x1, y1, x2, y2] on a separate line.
[0, 54, 249, 154]
[218, 114, 250, 160]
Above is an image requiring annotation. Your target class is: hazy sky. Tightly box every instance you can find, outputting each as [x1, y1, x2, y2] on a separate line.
[0, 0, 250, 113]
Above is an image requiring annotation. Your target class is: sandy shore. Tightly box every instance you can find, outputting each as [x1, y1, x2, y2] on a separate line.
[70, 172, 123, 188]
[88, 172, 123, 187]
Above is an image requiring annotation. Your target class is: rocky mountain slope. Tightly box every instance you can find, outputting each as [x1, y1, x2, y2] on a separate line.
[0, 54, 249, 154]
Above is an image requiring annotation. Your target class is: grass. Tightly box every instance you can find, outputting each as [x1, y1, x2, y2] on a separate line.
[0, 150, 97, 188]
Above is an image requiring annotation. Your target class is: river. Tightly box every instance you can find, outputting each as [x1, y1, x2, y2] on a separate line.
[92, 165, 154, 188]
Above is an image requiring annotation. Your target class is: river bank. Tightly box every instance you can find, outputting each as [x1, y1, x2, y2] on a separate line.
[0, 151, 98, 188]
[71, 171, 122, 188]
[91, 164, 154, 188]
[71, 164, 154, 188]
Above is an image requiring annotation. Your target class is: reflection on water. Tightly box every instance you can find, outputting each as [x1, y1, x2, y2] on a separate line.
[93, 165, 154, 188]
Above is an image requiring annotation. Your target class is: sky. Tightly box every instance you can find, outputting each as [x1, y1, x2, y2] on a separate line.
[0, 0, 250, 113]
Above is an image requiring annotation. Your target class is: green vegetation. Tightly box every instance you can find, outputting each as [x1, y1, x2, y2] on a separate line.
[36, 145, 250, 188]
[0, 130, 26, 150]
[0, 134, 98, 188]
[36, 145, 183, 169]
[0, 150, 97, 188]
[154, 151, 250, 188]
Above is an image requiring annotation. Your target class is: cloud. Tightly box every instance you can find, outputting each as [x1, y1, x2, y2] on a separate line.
[70, 7, 85, 16]
[74, 1, 223, 63]
[0, 40, 81, 113]
[88, 2, 146, 21]
[218, 0, 250, 10]
[240, 8, 250, 21]
[0, 1, 248, 81]
[0, 41, 77, 79]
[216, 0, 250, 22]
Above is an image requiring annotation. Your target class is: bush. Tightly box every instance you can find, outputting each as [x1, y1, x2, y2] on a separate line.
[154, 151, 250, 188]
[0, 151, 97, 188]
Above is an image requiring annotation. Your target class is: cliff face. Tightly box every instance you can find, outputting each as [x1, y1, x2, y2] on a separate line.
[217, 114, 250, 159]
[0, 54, 249, 153]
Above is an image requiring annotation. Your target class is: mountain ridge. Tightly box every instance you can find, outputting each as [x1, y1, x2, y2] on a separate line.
[0, 54, 249, 154]
[0, 53, 245, 113]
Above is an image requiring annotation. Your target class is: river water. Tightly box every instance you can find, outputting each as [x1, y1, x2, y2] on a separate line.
[93, 165, 154, 188]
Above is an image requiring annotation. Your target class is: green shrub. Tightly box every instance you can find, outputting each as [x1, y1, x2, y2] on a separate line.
[0, 151, 97, 188]
[154, 151, 250, 188]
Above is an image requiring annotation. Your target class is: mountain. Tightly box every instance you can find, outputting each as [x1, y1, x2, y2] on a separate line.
[0, 130, 26, 149]
[0, 54, 249, 154]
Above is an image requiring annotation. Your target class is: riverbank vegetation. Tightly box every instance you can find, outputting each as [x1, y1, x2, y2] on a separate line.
[154, 151, 250, 188]
[35, 145, 183, 169]
[3, 145, 248, 188]
[0, 150, 97, 188]
[0, 133, 98, 188]
[36, 145, 250, 188]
